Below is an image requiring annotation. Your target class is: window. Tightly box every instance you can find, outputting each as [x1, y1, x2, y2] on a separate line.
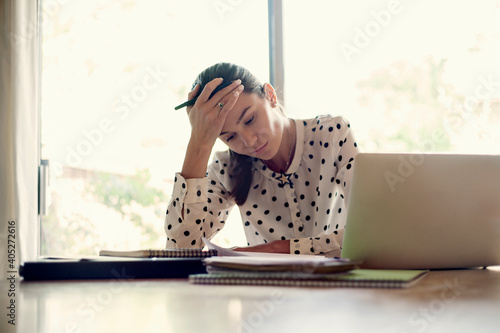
[41, 0, 500, 256]
[40, 0, 269, 256]
[283, 0, 500, 153]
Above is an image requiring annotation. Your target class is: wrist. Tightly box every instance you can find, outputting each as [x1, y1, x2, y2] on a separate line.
[187, 137, 215, 156]
[234, 240, 290, 254]
[272, 239, 291, 254]
[181, 140, 213, 179]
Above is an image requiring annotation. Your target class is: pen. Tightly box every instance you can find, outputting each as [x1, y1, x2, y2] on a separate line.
[174, 81, 235, 110]
[174, 98, 196, 110]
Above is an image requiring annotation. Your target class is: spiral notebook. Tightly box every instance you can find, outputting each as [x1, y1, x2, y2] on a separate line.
[99, 248, 217, 258]
[189, 269, 427, 288]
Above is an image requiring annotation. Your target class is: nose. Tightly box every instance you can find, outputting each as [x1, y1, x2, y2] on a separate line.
[240, 130, 257, 148]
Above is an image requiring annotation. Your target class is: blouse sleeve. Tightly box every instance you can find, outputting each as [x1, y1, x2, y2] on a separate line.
[289, 116, 359, 257]
[290, 231, 345, 258]
[164, 152, 236, 249]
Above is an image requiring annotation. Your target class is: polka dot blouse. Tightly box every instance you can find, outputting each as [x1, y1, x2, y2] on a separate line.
[165, 115, 360, 256]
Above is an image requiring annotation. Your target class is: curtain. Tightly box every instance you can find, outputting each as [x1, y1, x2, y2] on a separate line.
[0, 0, 40, 278]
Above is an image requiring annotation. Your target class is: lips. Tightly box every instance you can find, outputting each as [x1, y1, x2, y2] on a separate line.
[254, 142, 268, 155]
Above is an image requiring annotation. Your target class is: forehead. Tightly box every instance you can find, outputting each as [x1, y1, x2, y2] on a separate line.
[222, 93, 264, 131]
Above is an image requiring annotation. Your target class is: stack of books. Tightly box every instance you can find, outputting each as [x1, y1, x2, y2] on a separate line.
[20, 241, 427, 287]
[20, 248, 218, 281]
[189, 251, 427, 289]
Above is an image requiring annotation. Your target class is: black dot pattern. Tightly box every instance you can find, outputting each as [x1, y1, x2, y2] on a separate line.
[165, 115, 359, 256]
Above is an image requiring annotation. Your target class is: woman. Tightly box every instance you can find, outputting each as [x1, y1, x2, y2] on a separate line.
[165, 63, 359, 256]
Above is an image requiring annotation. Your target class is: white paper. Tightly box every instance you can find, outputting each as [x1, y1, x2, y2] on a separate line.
[202, 238, 326, 259]
[202, 238, 246, 256]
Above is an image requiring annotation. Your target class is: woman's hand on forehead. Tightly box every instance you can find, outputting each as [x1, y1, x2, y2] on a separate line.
[185, 78, 244, 150]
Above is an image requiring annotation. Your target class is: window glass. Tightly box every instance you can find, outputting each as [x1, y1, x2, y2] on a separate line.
[41, 0, 269, 256]
[283, 0, 500, 154]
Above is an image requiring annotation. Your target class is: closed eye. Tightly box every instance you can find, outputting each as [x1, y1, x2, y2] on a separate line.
[245, 115, 255, 126]
[222, 114, 254, 142]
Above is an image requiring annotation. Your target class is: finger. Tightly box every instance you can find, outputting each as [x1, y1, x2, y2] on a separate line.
[198, 79, 243, 108]
[209, 79, 243, 108]
[196, 78, 224, 105]
[186, 84, 201, 113]
[218, 85, 244, 119]
[188, 83, 200, 100]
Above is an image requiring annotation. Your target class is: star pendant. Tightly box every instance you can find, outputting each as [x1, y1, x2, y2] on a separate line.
[275, 171, 294, 188]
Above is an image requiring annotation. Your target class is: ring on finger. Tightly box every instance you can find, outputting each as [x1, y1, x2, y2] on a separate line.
[218, 102, 224, 109]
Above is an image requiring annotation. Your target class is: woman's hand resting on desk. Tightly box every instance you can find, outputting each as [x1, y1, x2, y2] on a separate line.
[232, 239, 291, 254]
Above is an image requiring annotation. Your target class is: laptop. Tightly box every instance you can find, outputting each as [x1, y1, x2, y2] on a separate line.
[341, 153, 500, 269]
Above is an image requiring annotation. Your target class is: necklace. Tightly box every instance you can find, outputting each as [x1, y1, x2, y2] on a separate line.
[273, 119, 296, 188]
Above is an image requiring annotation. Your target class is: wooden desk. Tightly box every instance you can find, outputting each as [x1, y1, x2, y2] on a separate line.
[2, 267, 500, 333]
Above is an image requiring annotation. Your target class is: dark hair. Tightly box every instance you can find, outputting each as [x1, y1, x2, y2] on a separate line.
[192, 63, 265, 205]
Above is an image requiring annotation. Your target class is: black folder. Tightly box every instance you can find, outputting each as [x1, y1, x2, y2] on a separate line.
[20, 257, 207, 281]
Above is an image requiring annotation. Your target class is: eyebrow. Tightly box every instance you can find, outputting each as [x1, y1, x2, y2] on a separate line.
[220, 106, 251, 136]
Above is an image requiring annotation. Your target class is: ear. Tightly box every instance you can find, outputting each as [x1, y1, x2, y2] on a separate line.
[263, 83, 278, 107]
